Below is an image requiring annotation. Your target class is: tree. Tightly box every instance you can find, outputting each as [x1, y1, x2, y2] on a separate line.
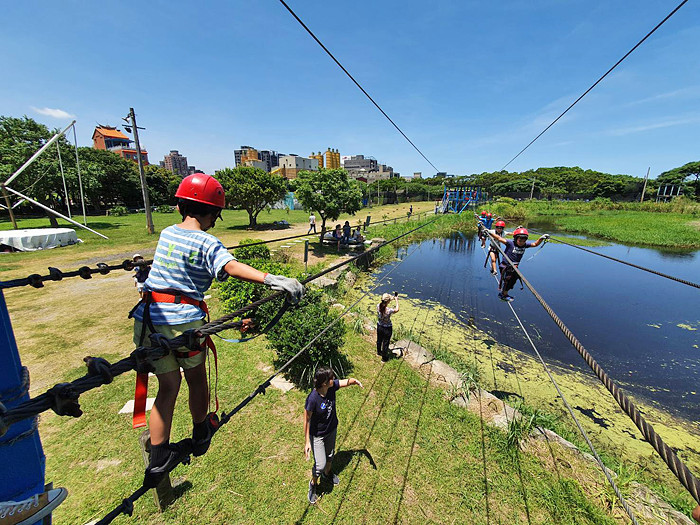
[657, 161, 700, 200]
[145, 164, 181, 206]
[295, 168, 363, 240]
[76, 147, 141, 209]
[216, 166, 287, 227]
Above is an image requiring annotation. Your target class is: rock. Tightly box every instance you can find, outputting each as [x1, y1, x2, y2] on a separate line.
[370, 238, 386, 245]
[331, 303, 345, 311]
[310, 276, 337, 288]
[344, 272, 357, 288]
[627, 482, 695, 525]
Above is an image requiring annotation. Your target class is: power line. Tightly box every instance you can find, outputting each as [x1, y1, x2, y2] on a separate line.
[276, 0, 440, 173]
[501, 0, 689, 171]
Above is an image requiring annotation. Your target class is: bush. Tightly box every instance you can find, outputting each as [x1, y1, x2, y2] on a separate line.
[217, 259, 286, 314]
[234, 238, 271, 260]
[156, 205, 175, 213]
[258, 288, 350, 389]
[108, 205, 128, 216]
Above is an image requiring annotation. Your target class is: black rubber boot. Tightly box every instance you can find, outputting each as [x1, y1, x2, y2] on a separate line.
[192, 412, 220, 457]
[144, 440, 192, 488]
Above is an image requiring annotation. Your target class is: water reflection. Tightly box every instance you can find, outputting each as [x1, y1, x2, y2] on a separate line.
[376, 231, 700, 421]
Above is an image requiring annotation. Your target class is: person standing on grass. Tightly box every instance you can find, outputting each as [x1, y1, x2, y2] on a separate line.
[377, 292, 399, 361]
[304, 366, 363, 504]
[131, 173, 304, 486]
[308, 212, 316, 234]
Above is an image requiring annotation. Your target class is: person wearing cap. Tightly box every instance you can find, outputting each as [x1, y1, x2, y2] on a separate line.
[376, 292, 399, 361]
[489, 226, 548, 302]
[132, 253, 150, 298]
[129, 173, 304, 486]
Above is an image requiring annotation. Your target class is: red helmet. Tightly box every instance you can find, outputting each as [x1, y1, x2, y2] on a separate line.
[480, 211, 487, 216]
[486, 212, 492, 218]
[175, 174, 225, 208]
[495, 220, 506, 228]
[513, 227, 529, 238]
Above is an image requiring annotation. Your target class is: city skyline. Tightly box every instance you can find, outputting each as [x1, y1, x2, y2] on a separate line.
[1, 1, 698, 179]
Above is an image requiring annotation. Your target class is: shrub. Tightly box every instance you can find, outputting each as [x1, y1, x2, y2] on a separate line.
[108, 205, 128, 216]
[217, 259, 286, 314]
[155, 204, 175, 213]
[234, 238, 271, 260]
[258, 288, 350, 389]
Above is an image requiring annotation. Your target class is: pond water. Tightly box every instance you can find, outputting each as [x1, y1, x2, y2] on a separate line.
[372, 229, 700, 422]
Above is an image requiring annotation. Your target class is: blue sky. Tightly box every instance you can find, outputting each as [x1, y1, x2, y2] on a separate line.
[1, 0, 698, 179]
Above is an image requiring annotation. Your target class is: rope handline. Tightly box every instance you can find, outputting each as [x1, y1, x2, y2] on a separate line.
[95, 227, 428, 524]
[479, 239, 637, 522]
[481, 226, 700, 504]
[501, 0, 689, 170]
[544, 234, 699, 290]
[0, 212, 431, 291]
[0, 218, 441, 435]
[276, 0, 439, 172]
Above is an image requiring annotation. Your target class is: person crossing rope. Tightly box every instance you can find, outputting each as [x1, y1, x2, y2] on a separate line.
[481, 219, 509, 275]
[129, 173, 304, 486]
[488, 226, 548, 302]
[304, 366, 363, 504]
[376, 292, 399, 361]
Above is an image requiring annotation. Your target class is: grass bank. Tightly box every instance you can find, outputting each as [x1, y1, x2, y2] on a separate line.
[482, 199, 700, 249]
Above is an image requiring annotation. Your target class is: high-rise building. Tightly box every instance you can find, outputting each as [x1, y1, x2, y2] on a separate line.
[343, 155, 378, 172]
[271, 155, 319, 179]
[234, 146, 280, 171]
[309, 152, 324, 168]
[92, 126, 149, 165]
[324, 148, 341, 169]
[161, 150, 189, 177]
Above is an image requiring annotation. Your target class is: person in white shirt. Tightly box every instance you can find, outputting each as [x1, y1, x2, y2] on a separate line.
[308, 213, 317, 234]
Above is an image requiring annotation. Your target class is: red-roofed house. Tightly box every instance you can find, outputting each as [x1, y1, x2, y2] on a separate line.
[92, 126, 149, 165]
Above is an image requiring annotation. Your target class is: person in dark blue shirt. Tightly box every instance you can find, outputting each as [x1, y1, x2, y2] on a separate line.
[489, 227, 548, 302]
[304, 366, 363, 504]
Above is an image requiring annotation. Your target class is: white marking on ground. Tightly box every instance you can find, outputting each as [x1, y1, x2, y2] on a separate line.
[119, 398, 155, 414]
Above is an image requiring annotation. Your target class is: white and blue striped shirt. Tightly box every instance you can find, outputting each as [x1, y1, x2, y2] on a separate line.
[132, 225, 235, 325]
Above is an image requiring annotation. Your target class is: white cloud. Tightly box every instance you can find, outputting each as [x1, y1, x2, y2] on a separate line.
[606, 116, 700, 136]
[625, 87, 700, 107]
[30, 106, 75, 119]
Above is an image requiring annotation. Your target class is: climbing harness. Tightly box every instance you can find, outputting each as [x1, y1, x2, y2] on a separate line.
[130, 291, 219, 428]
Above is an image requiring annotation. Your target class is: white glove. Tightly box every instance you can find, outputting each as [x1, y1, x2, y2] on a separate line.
[541, 234, 550, 240]
[264, 273, 304, 304]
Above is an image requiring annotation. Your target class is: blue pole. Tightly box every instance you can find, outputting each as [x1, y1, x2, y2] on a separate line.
[0, 290, 45, 501]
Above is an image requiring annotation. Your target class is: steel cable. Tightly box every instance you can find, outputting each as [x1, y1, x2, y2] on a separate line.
[481, 226, 700, 505]
[543, 234, 700, 290]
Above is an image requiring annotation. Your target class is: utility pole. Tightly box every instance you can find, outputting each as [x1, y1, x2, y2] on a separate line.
[125, 108, 154, 234]
[529, 178, 536, 200]
[640, 167, 650, 203]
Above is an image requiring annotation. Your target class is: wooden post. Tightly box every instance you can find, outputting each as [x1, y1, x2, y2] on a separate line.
[640, 167, 650, 203]
[2, 186, 18, 229]
[139, 430, 174, 511]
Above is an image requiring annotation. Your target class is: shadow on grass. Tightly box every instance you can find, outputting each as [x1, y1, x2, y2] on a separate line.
[330, 359, 405, 523]
[224, 223, 292, 232]
[392, 362, 431, 525]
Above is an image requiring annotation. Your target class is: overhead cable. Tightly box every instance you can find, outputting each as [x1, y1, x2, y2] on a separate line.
[501, 0, 688, 170]
[276, 0, 440, 172]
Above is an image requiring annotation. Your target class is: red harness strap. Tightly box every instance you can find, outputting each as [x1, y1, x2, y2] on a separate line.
[132, 292, 219, 429]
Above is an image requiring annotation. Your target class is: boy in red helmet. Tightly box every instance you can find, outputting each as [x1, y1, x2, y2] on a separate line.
[488, 226, 548, 302]
[131, 173, 304, 483]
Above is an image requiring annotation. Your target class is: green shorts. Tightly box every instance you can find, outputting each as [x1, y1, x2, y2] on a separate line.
[133, 319, 207, 375]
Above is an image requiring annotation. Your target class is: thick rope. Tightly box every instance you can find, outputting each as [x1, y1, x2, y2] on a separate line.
[0, 212, 433, 290]
[479, 245, 638, 523]
[546, 234, 700, 290]
[95, 231, 426, 524]
[482, 226, 700, 505]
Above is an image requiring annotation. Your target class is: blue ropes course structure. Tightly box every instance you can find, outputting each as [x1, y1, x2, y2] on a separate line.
[439, 185, 485, 214]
